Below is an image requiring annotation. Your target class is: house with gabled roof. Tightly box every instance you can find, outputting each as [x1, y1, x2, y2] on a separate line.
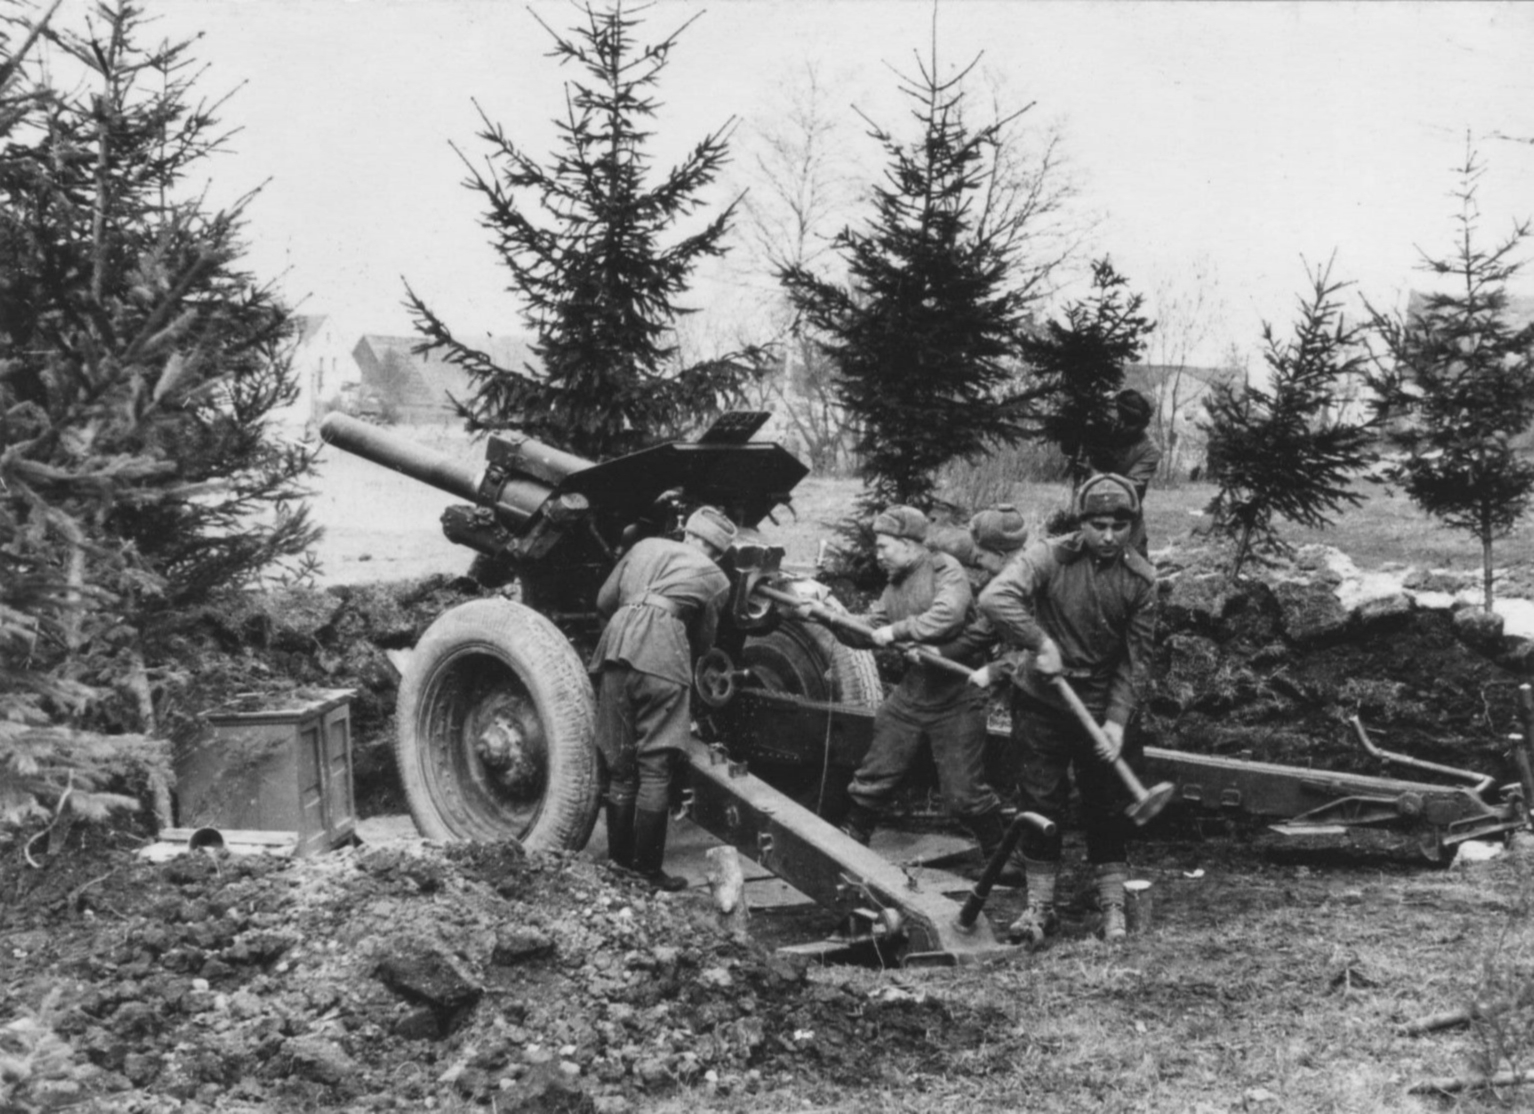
[1123, 361, 1243, 478]
[352, 334, 539, 426]
[271, 314, 361, 437]
[1403, 289, 1534, 452]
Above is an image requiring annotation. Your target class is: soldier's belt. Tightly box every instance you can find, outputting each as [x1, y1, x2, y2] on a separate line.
[633, 594, 689, 619]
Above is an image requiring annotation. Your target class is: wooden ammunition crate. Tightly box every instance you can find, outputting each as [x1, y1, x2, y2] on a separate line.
[175, 688, 357, 857]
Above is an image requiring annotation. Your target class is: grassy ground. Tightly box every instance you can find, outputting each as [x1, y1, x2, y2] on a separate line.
[648, 832, 1534, 1114]
[735, 474, 1534, 1113]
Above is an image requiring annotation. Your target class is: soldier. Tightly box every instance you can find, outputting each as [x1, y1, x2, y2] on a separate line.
[973, 474, 1157, 944]
[590, 506, 736, 891]
[964, 503, 1032, 809]
[816, 505, 1019, 883]
[1088, 388, 1161, 555]
[967, 503, 1030, 580]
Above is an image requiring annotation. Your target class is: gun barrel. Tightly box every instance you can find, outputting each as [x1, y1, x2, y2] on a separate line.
[320, 412, 486, 504]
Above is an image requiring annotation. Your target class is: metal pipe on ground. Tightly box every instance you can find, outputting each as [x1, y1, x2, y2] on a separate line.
[956, 810, 1055, 929]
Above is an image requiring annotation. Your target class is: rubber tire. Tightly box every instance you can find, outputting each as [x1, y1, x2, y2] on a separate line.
[396, 598, 599, 851]
[743, 618, 883, 709]
[732, 619, 883, 816]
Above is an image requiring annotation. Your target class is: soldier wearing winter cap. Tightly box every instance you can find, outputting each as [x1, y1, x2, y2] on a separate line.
[950, 503, 1035, 826]
[813, 505, 1017, 884]
[589, 506, 736, 891]
[1086, 388, 1160, 555]
[870, 504, 929, 542]
[1076, 472, 1140, 519]
[973, 473, 1158, 945]
[684, 505, 737, 552]
[968, 503, 1030, 577]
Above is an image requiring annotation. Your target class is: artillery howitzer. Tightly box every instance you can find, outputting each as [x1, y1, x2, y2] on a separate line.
[322, 410, 1040, 964]
[320, 410, 884, 839]
[322, 411, 1534, 963]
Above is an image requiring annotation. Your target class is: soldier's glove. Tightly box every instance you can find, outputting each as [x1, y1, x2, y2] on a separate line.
[1095, 720, 1125, 765]
[967, 664, 993, 689]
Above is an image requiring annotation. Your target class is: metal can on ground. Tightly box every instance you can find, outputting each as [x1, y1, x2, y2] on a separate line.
[1123, 879, 1153, 934]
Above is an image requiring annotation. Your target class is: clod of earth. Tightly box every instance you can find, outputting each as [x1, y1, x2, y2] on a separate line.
[1, 837, 1004, 1111]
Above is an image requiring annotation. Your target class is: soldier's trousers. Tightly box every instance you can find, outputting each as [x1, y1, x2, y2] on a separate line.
[847, 684, 999, 822]
[595, 665, 689, 813]
[1010, 688, 1140, 864]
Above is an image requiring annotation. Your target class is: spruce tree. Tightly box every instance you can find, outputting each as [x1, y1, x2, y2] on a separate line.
[1368, 142, 1534, 611]
[1, 0, 315, 781]
[406, 3, 752, 460]
[779, 51, 1036, 511]
[1201, 259, 1376, 579]
[1019, 258, 1154, 490]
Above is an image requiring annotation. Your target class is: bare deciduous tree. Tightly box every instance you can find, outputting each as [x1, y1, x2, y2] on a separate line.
[721, 63, 864, 474]
[969, 65, 1096, 309]
[1141, 256, 1228, 482]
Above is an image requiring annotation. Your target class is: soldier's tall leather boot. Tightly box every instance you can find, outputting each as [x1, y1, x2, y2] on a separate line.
[1007, 857, 1060, 947]
[839, 802, 878, 847]
[1097, 862, 1129, 942]
[966, 808, 1026, 888]
[632, 808, 688, 892]
[604, 797, 637, 871]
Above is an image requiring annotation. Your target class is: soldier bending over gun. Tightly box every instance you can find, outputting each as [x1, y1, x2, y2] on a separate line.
[589, 507, 736, 891]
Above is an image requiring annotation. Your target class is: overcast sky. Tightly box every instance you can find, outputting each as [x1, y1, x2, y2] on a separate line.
[128, 0, 1534, 367]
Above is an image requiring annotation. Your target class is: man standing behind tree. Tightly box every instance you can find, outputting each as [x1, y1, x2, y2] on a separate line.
[590, 507, 735, 891]
[816, 506, 1021, 884]
[973, 474, 1158, 944]
[1088, 388, 1161, 554]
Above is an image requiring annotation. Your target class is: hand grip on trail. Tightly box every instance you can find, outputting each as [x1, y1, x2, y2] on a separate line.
[956, 810, 1055, 930]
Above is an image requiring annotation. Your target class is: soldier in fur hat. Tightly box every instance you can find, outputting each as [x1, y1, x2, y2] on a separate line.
[812, 505, 1021, 883]
[974, 475, 1158, 944]
[589, 506, 736, 891]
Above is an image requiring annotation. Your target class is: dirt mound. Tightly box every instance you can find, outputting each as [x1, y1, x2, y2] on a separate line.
[1142, 544, 1531, 781]
[1, 836, 995, 1112]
